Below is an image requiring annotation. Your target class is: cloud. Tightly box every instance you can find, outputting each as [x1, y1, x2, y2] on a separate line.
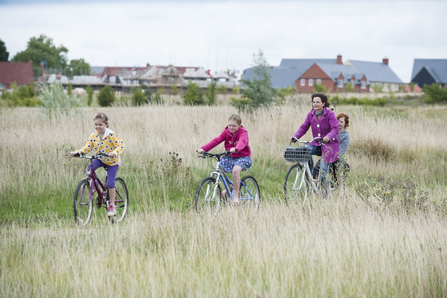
[0, 0, 446, 82]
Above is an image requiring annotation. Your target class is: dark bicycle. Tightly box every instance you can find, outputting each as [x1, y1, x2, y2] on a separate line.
[72, 153, 129, 225]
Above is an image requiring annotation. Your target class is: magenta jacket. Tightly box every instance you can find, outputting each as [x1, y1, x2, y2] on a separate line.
[201, 126, 251, 158]
[294, 107, 340, 163]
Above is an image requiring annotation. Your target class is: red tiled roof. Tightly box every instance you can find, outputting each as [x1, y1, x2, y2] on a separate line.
[0, 61, 34, 85]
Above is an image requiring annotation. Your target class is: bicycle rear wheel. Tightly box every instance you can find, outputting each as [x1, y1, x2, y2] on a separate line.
[194, 177, 222, 217]
[110, 177, 129, 223]
[284, 164, 309, 206]
[74, 178, 93, 226]
[316, 162, 336, 199]
[240, 176, 261, 212]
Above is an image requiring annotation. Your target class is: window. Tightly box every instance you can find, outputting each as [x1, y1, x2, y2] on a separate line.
[394, 84, 399, 91]
[300, 78, 305, 86]
[0, 84, 4, 90]
[309, 79, 313, 86]
[338, 79, 344, 88]
[361, 81, 366, 89]
[316, 79, 321, 85]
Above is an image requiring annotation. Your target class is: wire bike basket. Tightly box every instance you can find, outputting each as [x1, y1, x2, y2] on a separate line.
[283, 146, 312, 163]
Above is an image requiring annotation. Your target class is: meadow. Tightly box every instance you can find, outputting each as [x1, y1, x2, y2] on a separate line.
[1, 98, 447, 297]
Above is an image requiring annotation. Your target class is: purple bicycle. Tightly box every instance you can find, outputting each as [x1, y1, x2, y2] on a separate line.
[73, 153, 129, 225]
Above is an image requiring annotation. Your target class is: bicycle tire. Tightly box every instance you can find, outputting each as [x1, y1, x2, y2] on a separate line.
[316, 161, 336, 199]
[194, 177, 222, 217]
[240, 175, 261, 212]
[110, 177, 129, 224]
[284, 164, 309, 206]
[74, 178, 94, 226]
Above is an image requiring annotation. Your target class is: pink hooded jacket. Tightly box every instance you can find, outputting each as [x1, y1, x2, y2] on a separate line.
[201, 126, 251, 158]
[294, 107, 340, 163]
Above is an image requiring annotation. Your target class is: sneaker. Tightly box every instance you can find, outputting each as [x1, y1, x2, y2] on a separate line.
[107, 204, 116, 216]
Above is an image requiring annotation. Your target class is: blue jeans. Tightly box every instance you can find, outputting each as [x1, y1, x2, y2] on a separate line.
[306, 144, 329, 181]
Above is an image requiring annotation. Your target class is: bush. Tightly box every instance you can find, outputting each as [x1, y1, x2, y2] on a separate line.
[183, 81, 205, 105]
[205, 80, 217, 105]
[344, 83, 355, 92]
[171, 84, 178, 94]
[38, 82, 81, 118]
[97, 85, 116, 107]
[0, 82, 40, 107]
[132, 87, 146, 106]
[331, 95, 389, 107]
[313, 83, 331, 93]
[67, 83, 72, 96]
[422, 83, 447, 103]
[85, 85, 93, 106]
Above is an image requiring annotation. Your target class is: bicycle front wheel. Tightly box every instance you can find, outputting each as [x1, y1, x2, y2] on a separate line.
[74, 178, 94, 226]
[194, 177, 222, 217]
[240, 175, 261, 213]
[284, 164, 309, 206]
[111, 177, 129, 223]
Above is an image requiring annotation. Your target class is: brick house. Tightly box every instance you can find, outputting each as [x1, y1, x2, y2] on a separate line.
[411, 59, 447, 88]
[242, 54, 403, 92]
[0, 60, 34, 94]
[296, 56, 369, 93]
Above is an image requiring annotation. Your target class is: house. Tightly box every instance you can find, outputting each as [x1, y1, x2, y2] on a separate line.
[0, 60, 34, 94]
[344, 58, 403, 92]
[411, 59, 447, 88]
[296, 58, 369, 93]
[242, 54, 404, 92]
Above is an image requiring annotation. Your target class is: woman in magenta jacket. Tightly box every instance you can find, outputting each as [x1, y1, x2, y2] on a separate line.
[197, 114, 252, 206]
[292, 93, 339, 185]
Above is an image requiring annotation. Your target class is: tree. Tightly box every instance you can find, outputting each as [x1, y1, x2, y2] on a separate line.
[344, 82, 355, 92]
[372, 82, 383, 93]
[67, 58, 91, 77]
[12, 34, 68, 75]
[409, 82, 415, 92]
[183, 81, 205, 105]
[422, 83, 447, 103]
[236, 49, 277, 112]
[132, 87, 146, 106]
[205, 80, 217, 105]
[85, 85, 94, 106]
[97, 85, 116, 107]
[0, 39, 9, 61]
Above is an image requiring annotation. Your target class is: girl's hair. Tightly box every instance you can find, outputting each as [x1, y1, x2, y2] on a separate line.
[311, 93, 330, 108]
[228, 114, 242, 126]
[94, 112, 109, 127]
[336, 112, 350, 128]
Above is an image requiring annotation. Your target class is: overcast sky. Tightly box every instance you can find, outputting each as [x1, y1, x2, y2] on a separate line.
[0, 0, 446, 82]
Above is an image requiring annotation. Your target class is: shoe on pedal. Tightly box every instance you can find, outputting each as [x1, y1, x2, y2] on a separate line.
[107, 204, 116, 216]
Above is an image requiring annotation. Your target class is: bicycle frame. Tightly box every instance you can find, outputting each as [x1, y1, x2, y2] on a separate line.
[209, 159, 254, 201]
[77, 154, 125, 208]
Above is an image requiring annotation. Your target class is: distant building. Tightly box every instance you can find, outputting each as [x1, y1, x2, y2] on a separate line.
[242, 54, 404, 92]
[411, 59, 447, 88]
[0, 60, 34, 94]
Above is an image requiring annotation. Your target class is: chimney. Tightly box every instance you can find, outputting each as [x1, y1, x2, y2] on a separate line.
[146, 63, 150, 67]
[337, 54, 343, 65]
[383, 57, 389, 65]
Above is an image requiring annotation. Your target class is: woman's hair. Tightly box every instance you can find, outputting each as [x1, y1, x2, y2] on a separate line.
[311, 93, 330, 108]
[336, 112, 350, 128]
[94, 112, 109, 127]
[228, 114, 242, 126]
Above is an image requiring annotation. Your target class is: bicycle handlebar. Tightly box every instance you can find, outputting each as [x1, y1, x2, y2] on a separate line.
[290, 136, 323, 145]
[197, 150, 231, 159]
[72, 152, 110, 160]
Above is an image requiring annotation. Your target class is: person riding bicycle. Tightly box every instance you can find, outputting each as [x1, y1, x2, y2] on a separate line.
[197, 114, 252, 206]
[292, 93, 339, 190]
[70, 112, 125, 216]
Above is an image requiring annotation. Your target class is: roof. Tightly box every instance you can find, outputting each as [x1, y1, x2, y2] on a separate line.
[411, 59, 447, 83]
[0, 61, 34, 86]
[280, 58, 337, 68]
[315, 63, 367, 84]
[346, 60, 403, 83]
[242, 66, 303, 89]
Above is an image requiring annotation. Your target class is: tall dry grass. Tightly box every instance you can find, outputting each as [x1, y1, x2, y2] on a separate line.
[1, 103, 447, 296]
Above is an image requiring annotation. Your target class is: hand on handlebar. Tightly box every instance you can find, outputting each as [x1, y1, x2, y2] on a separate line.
[229, 148, 236, 154]
[290, 136, 298, 144]
[322, 137, 330, 143]
[70, 152, 80, 157]
[196, 148, 204, 154]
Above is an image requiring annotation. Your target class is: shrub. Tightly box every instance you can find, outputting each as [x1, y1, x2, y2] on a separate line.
[171, 84, 178, 94]
[97, 85, 115, 107]
[232, 87, 240, 94]
[67, 83, 72, 96]
[422, 83, 447, 103]
[183, 81, 205, 105]
[38, 82, 81, 118]
[205, 80, 217, 105]
[344, 83, 355, 92]
[313, 83, 331, 93]
[0, 82, 40, 107]
[331, 95, 389, 107]
[350, 137, 395, 163]
[131, 87, 146, 106]
[85, 85, 93, 106]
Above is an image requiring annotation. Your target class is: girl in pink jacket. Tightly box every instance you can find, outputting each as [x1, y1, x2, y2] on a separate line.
[197, 114, 252, 205]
